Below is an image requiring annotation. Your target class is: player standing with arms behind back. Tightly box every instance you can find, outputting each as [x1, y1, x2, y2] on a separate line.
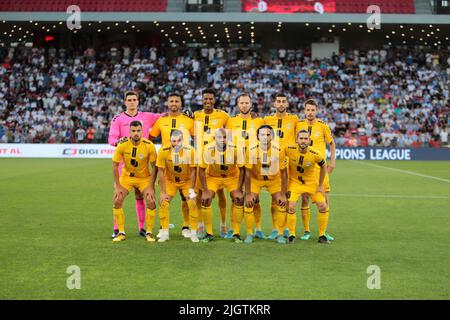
[296, 98, 335, 242]
[263, 93, 299, 239]
[108, 91, 161, 238]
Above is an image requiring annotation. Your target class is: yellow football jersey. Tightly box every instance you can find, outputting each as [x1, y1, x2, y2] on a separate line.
[246, 143, 287, 180]
[264, 113, 299, 146]
[285, 145, 325, 184]
[149, 114, 194, 146]
[194, 109, 230, 146]
[296, 119, 333, 157]
[156, 144, 196, 183]
[199, 142, 242, 177]
[112, 138, 157, 178]
[226, 114, 264, 157]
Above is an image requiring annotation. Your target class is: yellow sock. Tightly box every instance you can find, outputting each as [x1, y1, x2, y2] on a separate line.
[229, 205, 235, 230]
[286, 212, 297, 237]
[231, 204, 243, 235]
[196, 197, 204, 225]
[202, 206, 213, 235]
[218, 190, 227, 225]
[187, 199, 198, 231]
[318, 209, 329, 237]
[181, 200, 190, 228]
[145, 208, 157, 233]
[301, 206, 310, 232]
[159, 200, 170, 230]
[254, 203, 262, 230]
[113, 208, 125, 233]
[243, 206, 255, 235]
[271, 203, 277, 230]
[275, 205, 287, 235]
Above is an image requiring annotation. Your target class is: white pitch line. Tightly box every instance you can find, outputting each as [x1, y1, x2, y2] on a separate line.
[351, 161, 450, 184]
[330, 193, 450, 200]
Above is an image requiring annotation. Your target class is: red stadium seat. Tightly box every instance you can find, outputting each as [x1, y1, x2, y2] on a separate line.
[0, 0, 168, 12]
[334, 0, 416, 14]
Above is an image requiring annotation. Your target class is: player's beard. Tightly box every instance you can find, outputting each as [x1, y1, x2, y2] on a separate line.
[217, 142, 226, 152]
[132, 137, 141, 143]
[299, 143, 308, 150]
[203, 104, 214, 113]
[169, 105, 180, 113]
[261, 141, 270, 150]
[277, 107, 286, 114]
[240, 107, 251, 115]
[173, 144, 182, 152]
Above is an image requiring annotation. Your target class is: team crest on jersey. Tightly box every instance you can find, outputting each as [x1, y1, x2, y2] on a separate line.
[212, 120, 217, 125]
[315, 132, 320, 137]
[139, 154, 144, 159]
[180, 124, 185, 129]
[306, 162, 312, 167]
[286, 124, 291, 129]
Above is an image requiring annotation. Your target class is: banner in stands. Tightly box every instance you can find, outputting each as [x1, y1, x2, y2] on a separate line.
[0, 144, 449, 160]
[242, 0, 336, 13]
[329, 147, 450, 161]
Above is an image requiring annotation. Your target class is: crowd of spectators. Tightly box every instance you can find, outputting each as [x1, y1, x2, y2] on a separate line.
[0, 44, 448, 147]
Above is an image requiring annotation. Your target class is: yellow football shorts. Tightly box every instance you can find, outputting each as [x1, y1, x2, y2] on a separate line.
[205, 173, 239, 193]
[159, 179, 192, 198]
[287, 179, 326, 203]
[120, 175, 150, 193]
[250, 176, 281, 195]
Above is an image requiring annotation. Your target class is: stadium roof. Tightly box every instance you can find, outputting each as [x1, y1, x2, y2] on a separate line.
[1, 12, 450, 24]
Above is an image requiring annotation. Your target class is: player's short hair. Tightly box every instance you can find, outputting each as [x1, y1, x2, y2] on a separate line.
[170, 129, 184, 138]
[168, 92, 182, 100]
[202, 88, 216, 97]
[297, 129, 310, 139]
[257, 125, 275, 138]
[235, 92, 252, 105]
[124, 91, 138, 100]
[304, 99, 318, 109]
[130, 120, 142, 128]
[273, 93, 288, 101]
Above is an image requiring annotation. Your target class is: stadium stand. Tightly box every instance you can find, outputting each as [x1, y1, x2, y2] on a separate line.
[0, 0, 168, 12]
[0, 45, 448, 147]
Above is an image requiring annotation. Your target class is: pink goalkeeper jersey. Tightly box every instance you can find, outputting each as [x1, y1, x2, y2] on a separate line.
[108, 111, 161, 146]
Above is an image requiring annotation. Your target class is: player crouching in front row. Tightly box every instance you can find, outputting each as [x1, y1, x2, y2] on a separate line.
[198, 128, 245, 243]
[156, 129, 200, 243]
[244, 125, 288, 244]
[112, 121, 158, 242]
[285, 130, 331, 244]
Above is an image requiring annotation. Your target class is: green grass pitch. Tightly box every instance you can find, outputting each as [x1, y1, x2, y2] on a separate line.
[0, 158, 449, 299]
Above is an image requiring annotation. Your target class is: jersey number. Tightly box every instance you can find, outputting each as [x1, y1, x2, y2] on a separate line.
[276, 130, 284, 138]
[130, 159, 139, 167]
